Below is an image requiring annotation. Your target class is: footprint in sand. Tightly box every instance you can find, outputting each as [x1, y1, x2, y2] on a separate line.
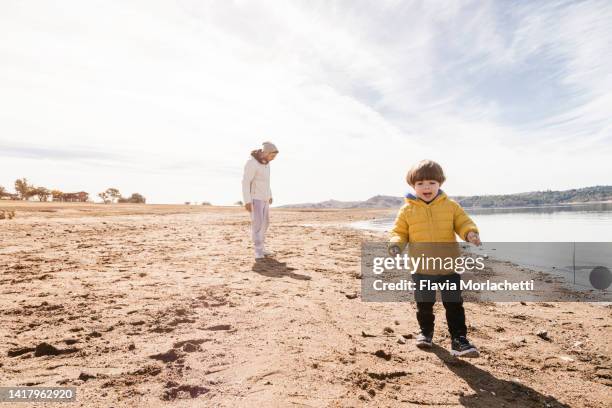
[204, 324, 232, 331]
[8, 342, 79, 358]
[173, 338, 211, 348]
[161, 382, 209, 401]
[149, 349, 182, 363]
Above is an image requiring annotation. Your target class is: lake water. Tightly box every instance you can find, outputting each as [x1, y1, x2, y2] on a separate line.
[352, 202, 612, 242]
[352, 202, 612, 294]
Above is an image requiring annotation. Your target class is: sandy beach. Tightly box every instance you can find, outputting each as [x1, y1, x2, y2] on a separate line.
[0, 202, 610, 407]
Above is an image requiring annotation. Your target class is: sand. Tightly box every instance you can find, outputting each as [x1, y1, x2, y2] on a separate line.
[0, 202, 610, 407]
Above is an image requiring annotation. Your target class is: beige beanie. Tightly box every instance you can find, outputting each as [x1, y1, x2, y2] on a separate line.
[262, 141, 278, 153]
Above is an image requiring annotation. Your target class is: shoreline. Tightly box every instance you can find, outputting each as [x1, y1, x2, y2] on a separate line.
[277, 199, 612, 211]
[2, 199, 611, 214]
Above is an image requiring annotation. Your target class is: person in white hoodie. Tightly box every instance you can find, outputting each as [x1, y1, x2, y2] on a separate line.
[242, 142, 279, 259]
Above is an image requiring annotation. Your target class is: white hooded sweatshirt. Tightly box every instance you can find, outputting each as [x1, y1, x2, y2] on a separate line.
[242, 154, 272, 203]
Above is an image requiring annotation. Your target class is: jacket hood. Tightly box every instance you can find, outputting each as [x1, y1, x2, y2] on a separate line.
[404, 190, 447, 206]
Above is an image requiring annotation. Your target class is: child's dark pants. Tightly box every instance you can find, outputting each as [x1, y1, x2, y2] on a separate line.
[412, 273, 467, 338]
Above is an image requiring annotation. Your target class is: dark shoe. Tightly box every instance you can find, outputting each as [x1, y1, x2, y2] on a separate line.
[451, 336, 479, 357]
[415, 332, 433, 348]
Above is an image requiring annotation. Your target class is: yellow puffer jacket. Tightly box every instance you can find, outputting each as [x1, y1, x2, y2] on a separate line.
[390, 191, 478, 246]
[389, 191, 479, 276]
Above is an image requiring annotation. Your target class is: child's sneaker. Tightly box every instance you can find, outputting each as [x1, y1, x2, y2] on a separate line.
[450, 336, 479, 357]
[415, 332, 433, 348]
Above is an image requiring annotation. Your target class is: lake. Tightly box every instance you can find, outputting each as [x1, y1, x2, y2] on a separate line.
[352, 202, 612, 294]
[352, 202, 612, 241]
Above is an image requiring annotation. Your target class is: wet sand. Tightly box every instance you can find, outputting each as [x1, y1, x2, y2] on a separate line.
[0, 202, 610, 407]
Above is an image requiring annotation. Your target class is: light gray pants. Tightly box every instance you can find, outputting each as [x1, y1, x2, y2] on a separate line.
[251, 199, 269, 257]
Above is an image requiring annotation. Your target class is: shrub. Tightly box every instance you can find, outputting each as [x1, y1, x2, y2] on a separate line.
[0, 210, 15, 220]
[118, 193, 146, 204]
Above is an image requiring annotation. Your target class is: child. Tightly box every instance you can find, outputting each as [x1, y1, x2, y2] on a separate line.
[388, 159, 481, 357]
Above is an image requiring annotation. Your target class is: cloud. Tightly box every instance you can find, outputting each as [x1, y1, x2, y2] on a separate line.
[0, 142, 124, 162]
[0, 0, 610, 204]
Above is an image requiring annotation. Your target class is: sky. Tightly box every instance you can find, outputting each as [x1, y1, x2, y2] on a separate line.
[1, 0, 611, 205]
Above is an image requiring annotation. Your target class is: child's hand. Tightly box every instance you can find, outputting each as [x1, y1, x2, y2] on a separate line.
[388, 245, 401, 256]
[467, 231, 481, 246]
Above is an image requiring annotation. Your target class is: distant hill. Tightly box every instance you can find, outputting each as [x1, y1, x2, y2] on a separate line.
[279, 195, 403, 209]
[280, 186, 612, 209]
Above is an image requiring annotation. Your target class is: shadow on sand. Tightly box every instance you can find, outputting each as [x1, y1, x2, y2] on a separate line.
[426, 345, 570, 407]
[251, 258, 312, 281]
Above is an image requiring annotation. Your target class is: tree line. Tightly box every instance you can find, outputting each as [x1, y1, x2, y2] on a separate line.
[454, 185, 612, 208]
[0, 178, 83, 201]
[0, 178, 145, 204]
[98, 188, 145, 204]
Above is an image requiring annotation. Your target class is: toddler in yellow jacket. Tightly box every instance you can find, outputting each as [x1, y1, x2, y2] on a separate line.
[388, 159, 481, 357]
